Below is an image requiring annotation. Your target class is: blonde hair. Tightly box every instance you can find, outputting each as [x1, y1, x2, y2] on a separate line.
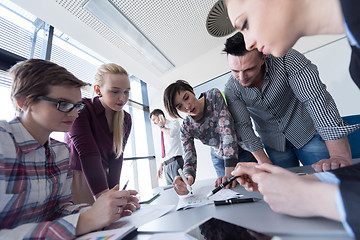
[94, 63, 129, 158]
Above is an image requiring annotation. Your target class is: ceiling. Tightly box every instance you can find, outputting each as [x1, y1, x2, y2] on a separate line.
[11, 0, 345, 89]
[10, 0, 232, 88]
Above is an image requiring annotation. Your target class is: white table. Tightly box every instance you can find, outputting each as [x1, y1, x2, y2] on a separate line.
[132, 163, 360, 240]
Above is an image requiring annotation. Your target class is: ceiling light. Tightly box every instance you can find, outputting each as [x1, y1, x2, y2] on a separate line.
[84, 0, 175, 73]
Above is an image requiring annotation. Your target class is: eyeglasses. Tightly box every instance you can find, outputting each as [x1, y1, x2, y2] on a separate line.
[37, 96, 86, 113]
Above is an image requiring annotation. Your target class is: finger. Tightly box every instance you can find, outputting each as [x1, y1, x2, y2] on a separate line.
[127, 189, 138, 196]
[111, 184, 120, 191]
[187, 176, 195, 185]
[312, 162, 323, 172]
[237, 176, 247, 186]
[330, 161, 341, 170]
[340, 160, 351, 168]
[124, 202, 138, 212]
[231, 179, 237, 188]
[322, 162, 331, 172]
[121, 209, 133, 217]
[215, 178, 221, 187]
[127, 195, 139, 204]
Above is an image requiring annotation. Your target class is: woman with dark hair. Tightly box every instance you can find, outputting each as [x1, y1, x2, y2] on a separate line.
[163, 80, 256, 195]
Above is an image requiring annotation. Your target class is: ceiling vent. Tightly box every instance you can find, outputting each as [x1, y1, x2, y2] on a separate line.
[206, 0, 235, 37]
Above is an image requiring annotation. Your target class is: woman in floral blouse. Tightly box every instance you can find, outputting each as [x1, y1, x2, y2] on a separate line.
[163, 80, 255, 195]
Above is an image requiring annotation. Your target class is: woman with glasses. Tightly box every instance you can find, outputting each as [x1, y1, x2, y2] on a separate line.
[65, 63, 132, 204]
[0, 59, 139, 238]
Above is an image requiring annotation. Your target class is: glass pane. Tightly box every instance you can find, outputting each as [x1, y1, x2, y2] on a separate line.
[0, 72, 15, 121]
[49, 31, 107, 98]
[129, 75, 143, 104]
[0, 1, 47, 60]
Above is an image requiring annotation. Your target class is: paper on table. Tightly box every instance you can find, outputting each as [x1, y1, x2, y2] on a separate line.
[76, 225, 136, 240]
[107, 204, 175, 229]
[176, 186, 241, 210]
[148, 232, 197, 240]
[77, 204, 175, 240]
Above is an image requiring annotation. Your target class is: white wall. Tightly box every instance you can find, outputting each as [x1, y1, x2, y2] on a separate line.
[147, 36, 360, 184]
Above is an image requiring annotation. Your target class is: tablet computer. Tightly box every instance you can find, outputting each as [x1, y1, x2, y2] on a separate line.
[186, 217, 281, 240]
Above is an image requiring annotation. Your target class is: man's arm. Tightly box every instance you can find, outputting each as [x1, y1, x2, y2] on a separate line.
[224, 81, 272, 164]
[251, 149, 272, 164]
[284, 49, 354, 171]
[312, 137, 352, 172]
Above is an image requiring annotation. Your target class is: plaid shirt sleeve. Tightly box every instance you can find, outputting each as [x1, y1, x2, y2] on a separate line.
[0, 120, 90, 239]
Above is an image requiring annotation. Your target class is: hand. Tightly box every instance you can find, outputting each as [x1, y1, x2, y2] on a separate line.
[214, 175, 237, 189]
[94, 188, 109, 200]
[231, 162, 263, 192]
[173, 175, 194, 195]
[312, 157, 352, 172]
[76, 185, 140, 236]
[252, 163, 329, 217]
[157, 163, 164, 179]
[158, 117, 165, 128]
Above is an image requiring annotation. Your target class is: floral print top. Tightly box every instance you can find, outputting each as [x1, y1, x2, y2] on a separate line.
[181, 88, 239, 179]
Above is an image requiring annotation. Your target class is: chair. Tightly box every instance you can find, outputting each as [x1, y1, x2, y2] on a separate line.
[342, 115, 360, 159]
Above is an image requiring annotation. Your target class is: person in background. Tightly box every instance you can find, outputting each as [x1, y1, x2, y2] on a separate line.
[206, 0, 360, 238]
[150, 109, 184, 185]
[65, 63, 132, 204]
[224, 32, 358, 172]
[0, 59, 139, 239]
[163, 80, 256, 195]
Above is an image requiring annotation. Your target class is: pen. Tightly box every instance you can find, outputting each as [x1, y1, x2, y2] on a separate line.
[122, 180, 129, 190]
[207, 175, 237, 198]
[214, 197, 261, 206]
[178, 169, 193, 194]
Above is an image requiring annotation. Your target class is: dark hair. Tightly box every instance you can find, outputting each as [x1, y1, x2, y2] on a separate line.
[223, 32, 263, 58]
[163, 80, 194, 119]
[9, 58, 87, 114]
[149, 109, 165, 119]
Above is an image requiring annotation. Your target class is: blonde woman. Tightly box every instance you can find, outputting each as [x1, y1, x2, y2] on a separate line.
[65, 63, 132, 204]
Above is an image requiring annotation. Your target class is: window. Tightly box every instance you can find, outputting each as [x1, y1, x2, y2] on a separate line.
[0, 0, 157, 193]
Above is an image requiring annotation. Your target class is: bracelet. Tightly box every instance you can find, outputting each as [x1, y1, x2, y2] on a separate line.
[160, 126, 165, 129]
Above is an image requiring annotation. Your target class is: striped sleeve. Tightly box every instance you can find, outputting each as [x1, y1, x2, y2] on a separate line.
[284, 49, 360, 141]
[224, 78, 263, 152]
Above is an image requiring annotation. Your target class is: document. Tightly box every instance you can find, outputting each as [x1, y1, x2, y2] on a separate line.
[77, 204, 175, 240]
[76, 225, 136, 240]
[176, 186, 241, 210]
[107, 204, 175, 229]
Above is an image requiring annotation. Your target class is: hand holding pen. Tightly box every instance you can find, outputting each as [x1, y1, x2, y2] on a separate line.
[215, 175, 238, 190]
[173, 169, 194, 195]
[207, 175, 238, 197]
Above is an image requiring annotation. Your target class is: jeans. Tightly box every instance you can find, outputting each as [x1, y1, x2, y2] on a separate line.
[210, 149, 256, 178]
[264, 133, 330, 168]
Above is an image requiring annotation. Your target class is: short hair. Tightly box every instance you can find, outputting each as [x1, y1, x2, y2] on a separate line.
[149, 109, 165, 119]
[9, 58, 87, 114]
[223, 32, 263, 58]
[163, 80, 194, 119]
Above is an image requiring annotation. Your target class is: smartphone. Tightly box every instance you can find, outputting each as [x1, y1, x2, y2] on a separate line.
[159, 114, 165, 123]
[186, 217, 280, 240]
